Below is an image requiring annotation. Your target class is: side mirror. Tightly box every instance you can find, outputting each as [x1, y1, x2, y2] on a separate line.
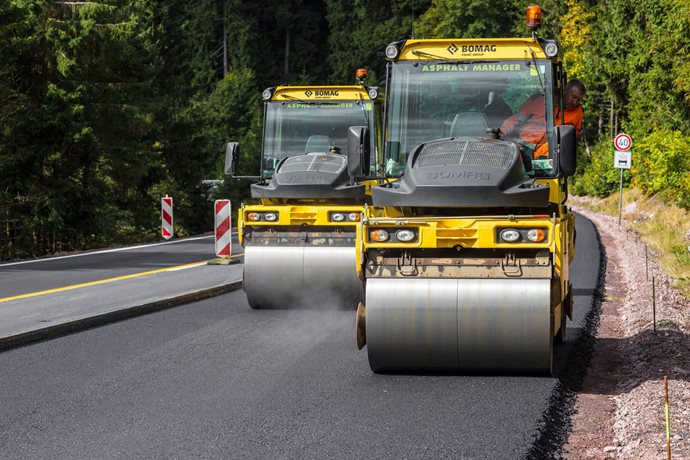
[224, 142, 239, 176]
[556, 125, 577, 176]
[347, 126, 370, 180]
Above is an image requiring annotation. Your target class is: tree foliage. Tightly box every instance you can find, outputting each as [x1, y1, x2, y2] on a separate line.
[2, 0, 689, 260]
[568, 0, 690, 206]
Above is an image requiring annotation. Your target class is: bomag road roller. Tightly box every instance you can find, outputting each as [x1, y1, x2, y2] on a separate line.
[355, 7, 578, 374]
[225, 76, 384, 309]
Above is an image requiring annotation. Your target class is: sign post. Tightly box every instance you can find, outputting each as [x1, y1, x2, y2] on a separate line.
[214, 199, 232, 257]
[613, 134, 633, 225]
[161, 196, 173, 240]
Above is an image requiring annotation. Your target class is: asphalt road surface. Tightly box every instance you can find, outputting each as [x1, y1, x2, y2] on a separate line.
[0, 214, 600, 459]
[0, 235, 227, 299]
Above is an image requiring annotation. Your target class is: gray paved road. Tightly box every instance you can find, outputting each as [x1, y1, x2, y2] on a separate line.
[0, 235, 238, 299]
[0, 214, 600, 459]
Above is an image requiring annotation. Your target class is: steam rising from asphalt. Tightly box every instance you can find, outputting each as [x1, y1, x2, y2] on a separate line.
[246, 285, 362, 311]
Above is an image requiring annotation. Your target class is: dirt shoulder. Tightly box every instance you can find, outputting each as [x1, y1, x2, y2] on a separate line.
[564, 202, 690, 459]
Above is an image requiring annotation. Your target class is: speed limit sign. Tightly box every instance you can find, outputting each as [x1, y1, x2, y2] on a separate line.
[614, 133, 632, 151]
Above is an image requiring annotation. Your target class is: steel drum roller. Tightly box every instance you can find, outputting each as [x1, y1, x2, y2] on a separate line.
[365, 278, 552, 372]
[243, 246, 363, 309]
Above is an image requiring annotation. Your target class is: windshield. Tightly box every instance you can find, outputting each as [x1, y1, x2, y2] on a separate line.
[262, 100, 376, 177]
[386, 59, 555, 176]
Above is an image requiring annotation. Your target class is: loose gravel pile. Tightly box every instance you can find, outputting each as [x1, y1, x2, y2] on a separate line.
[566, 202, 689, 459]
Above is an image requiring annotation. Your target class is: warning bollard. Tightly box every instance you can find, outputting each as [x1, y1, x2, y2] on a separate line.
[161, 196, 173, 240]
[214, 199, 232, 257]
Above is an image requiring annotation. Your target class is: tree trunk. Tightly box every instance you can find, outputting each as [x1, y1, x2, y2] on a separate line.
[284, 28, 290, 76]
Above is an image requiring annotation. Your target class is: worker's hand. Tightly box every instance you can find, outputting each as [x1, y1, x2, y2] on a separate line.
[385, 158, 403, 175]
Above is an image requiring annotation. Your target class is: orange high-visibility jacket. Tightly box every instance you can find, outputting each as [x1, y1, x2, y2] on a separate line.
[500, 95, 583, 159]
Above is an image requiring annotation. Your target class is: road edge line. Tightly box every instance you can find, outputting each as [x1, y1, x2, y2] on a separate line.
[0, 280, 242, 352]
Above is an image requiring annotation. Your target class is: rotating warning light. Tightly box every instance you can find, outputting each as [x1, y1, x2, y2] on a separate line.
[526, 5, 543, 30]
[356, 69, 367, 83]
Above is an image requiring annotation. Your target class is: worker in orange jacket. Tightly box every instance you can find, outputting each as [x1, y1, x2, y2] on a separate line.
[500, 79, 586, 159]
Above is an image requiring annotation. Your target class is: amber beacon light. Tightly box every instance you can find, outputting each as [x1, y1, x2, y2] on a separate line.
[526, 5, 543, 30]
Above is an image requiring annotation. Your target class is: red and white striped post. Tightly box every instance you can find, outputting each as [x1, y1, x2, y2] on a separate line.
[161, 195, 173, 240]
[214, 199, 232, 257]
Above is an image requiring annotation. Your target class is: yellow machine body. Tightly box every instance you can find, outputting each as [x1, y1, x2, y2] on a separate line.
[238, 84, 383, 309]
[357, 38, 577, 373]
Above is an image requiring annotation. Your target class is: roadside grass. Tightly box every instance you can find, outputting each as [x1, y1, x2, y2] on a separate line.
[572, 188, 690, 297]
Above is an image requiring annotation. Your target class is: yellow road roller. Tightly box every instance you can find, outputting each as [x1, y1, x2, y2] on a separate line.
[225, 77, 384, 309]
[356, 10, 577, 373]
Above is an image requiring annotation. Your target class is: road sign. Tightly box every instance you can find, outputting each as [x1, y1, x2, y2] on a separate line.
[214, 199, 232, 257]
[614, 133, 632, 151]
[614, 151, 632, 169]
[161, 196, 173, 240]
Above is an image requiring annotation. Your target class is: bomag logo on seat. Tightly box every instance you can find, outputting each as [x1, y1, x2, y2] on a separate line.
[427, 171, 491, 181]
[305, 90, 340, 99]
[285, 174, 329, 183]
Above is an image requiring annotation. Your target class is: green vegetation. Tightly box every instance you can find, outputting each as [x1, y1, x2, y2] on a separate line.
[563, 0, 690, 288]
[2, 0, 689, 266]
[578, 190, 690, 296]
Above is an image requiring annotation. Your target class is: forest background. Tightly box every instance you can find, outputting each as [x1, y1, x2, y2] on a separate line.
[1, 0, 689, 261]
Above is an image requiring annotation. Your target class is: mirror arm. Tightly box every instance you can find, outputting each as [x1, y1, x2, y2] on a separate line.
[231, 175, 261, 181]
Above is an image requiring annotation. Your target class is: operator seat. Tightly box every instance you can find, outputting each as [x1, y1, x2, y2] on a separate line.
[304, 135, 333, 153]
[449, 112, 489, 137]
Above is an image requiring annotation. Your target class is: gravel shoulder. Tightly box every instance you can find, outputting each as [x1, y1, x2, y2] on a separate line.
[564, 201, 690, 459]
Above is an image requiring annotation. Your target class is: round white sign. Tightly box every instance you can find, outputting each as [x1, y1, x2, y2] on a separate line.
[614, 133, 632, 151]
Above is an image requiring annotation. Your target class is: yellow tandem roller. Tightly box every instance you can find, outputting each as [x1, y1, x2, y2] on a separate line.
[364, 278, 552, 372]
[224, 78, 384, 309]
[356, 12, 578, 373]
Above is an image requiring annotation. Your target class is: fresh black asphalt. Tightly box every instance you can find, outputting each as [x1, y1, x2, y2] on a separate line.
[0, 214, 601, 459]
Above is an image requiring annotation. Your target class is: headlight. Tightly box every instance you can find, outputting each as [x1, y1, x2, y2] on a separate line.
[368, 88, 378, 100]
[543, 41, 558, 58]
[499, 229, 521, 243]
[385, 43, 399, 60]
[368, 227, 417, 243]
[396, 229, 416, 242]
[498, 228, 548, 243]
[347, 212, 361, 222]
[246, 211, 278, 222]
[330, 212, 345, 222]
[527, 228, 547, 242]
[369, 229, 390, 242]
[262, 88, 273, 100]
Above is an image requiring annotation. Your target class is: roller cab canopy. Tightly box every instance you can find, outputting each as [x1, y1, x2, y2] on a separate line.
[394, 38, 550, 61]
[251, 85, 383, 200]
[379, 38, 567, 208]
